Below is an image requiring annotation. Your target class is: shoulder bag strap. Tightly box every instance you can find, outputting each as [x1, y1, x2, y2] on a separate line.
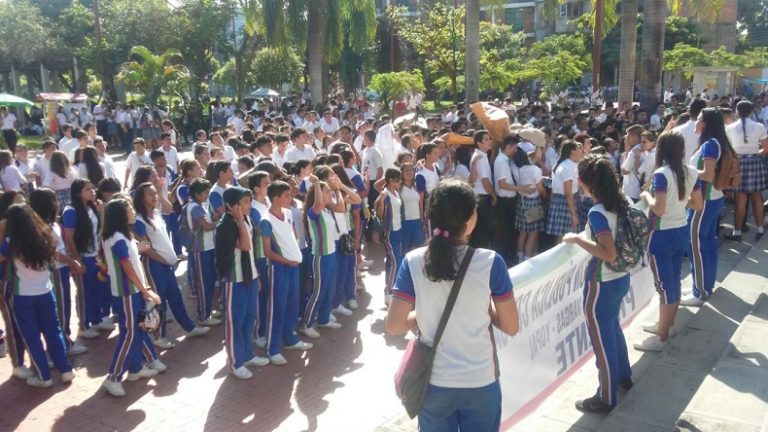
[428, 247, 475, 353]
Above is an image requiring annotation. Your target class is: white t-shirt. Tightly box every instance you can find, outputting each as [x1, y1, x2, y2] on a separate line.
[651, 165, 699, 230]
[0, 239, 53, 296]
[92, 105, 106, 121]
[161, 146, 179, 170]
[103, 232, 144, 297]
[228, 116, 245, 136]
[672, 120, 699, 164]
[125, 152, 152, 182]
[285, 145, 316, 163]
[453, 164, 470, 181]
[471, 149, 492, 196]
[320, 117, 340, 135]
[53, 224, 67, 270]
[362, 147, 383, 180]
[353, 135, 364, 154]
[726, 118, 767, 156]
[43, 168, 77, 191]
[415, 165, 440, 194]
[2, 114, 16, 130]
[100, 154, 116, 178]
[493, 152, 516, 198]
[0, 165, 26, 191]
[59, 138, 80, 160]
[135, 212, 177, 265]
[262, 208, 302, 263]
[621, 146, 645, 199]
[584, 204, 626, 282]
[383, 189, 402, 231]
[392, 246, 513, 388]
[376, 122, 395, 150]
[552, 158, 578, 195]
[400, 184, 421, 221]
[518, 164, 543, 198]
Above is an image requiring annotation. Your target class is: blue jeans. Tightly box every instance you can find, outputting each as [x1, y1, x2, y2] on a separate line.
[419, 381, 501, 432]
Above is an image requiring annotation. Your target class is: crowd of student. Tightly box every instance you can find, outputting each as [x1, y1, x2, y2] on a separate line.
[0, 90, 766, 416]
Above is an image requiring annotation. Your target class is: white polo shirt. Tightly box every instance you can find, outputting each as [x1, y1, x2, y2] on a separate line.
[135, 212, 178, 265]
[471, 149, 492, 196]
[493, 152, 516, 198]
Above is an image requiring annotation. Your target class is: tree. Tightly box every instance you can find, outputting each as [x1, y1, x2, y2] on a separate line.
[0, 0, 56, 68]
[617, 0, 638, 106]
[638, 0, 665, 110]
[116, 46, 190, 104]
[465, 0, 481, 103]
[511, 34, 591, 94]
[368, 69, 425, 113]
[251, 47, 304, 89]
[663, 43, 711, 82]
[739, 0, 768, 47]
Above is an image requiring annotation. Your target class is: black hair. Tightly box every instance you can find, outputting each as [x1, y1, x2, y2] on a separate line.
[150, 149, 165, 161]
[189, 178, 211, 202]
[29, 188, 58, 224]
[210, 160, 231, 183]
[736, 100, 753, 144]
[689, 99, 707, 119]
[0, 191, 22, 220]
[513, 148, 532, 168]
[473, 130, 489, 146]
[698, 108, 736, 174]
[331, 163, 353, 187]
[6, 204, 56, 271]
[81, 146, 105, 186]
[132, 182, 156, 229]
[313, 165, 333, 182]
[554, 140, 580, 172]
[655, 131, 688, 201]
[383, 168, 402, 185]
[248, 170, 271, 192]
[130, 166, 155, 192]
[50, 151, 70, 179]
[418, 142, 438, 160]
[101, 198, 133, 242]
[267, 180, 291, 200]
[70, 178, 99, 255]
[238, 155, 255, 171]
[577, 154, 628, 215]
[424, 179, 477, 282]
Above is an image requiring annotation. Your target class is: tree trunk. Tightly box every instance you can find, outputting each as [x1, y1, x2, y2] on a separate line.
[617, 0, 638, 107]
[639, 0, 665, 111]
[465, 0, 480, 103]
[308, 0, 326, 106]
[592, 0, 604, 93]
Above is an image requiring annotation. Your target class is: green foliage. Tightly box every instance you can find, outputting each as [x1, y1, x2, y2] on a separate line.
[663, 43, 711, 77]
[251, 47, 304, 89]
[116, 46, 190, 104]
[0, 0, 57, 66]
[368, 69, 425, 111]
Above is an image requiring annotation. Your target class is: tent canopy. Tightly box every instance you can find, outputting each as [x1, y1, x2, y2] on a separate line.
[0, 93, 35, 107]
[36, 93, 88, 103]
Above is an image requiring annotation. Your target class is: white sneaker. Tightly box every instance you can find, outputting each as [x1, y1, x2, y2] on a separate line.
[26, 377, 53, 388]
[102, 378, 126, 397]
[285, 340, 313, 351]
[318, 321, 342, 329]
[269, 354, 287, 366]
[126, 366, 159, 381]
[199, 317, 222, 326]
[153, 338, 176, 350]
[0, 343, 7, 358]
[329, 313, 338, 322]
[641, 323, 677, 337]
[12, 366, 34, 380]
[633, 335, 667, 352]
[255, 336, 267, 348]
[680, 295, 706, 307]
[231, 366, 253, 380]
[244, 355, 270, 367]
[333, 305, 353, 316]
[147, 359, 168, 373]
[61, 371, 75, 383]
[211, 310, 222, 318]
[96, 320, 115, 331]
[347, 299, 358, 310]
[69, 341, 88, 355]
[186, 326, 210, 338]
[78, 328, 100, 339]
[300, 327, 321, 339]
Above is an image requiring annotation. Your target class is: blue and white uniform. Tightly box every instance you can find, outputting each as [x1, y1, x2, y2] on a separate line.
[186, 200, 217, 320]
[302, 206, 338, 328]
[50, 224, 73, 350]
[250, 198, 271, 339]
[687, 139, 724, 299]
[382, 189, 404, 295]
[0, 260, 26, 369]
[583, 204, 631, 407]
[648, 165, 699, 304]
[400, 184, 425, 253]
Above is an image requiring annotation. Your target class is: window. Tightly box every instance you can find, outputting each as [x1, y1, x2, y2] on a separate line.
[505, 9, 525, 32]
[559, 1, 583, 18]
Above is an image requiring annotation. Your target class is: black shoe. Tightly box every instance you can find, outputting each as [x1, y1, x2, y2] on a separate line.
[756, 231, 764, 241]
[575, 396, 613, 413]
[723, 233, 742, 242]
[619, 378, 633, 391]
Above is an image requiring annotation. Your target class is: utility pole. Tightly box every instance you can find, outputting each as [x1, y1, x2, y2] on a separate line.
[592, 0, 603, 94]
[93, 0, 110, 101]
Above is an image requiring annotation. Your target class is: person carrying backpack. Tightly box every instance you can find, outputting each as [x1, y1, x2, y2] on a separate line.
[680, 108, 736, 307]
[563, 154, 633, 413]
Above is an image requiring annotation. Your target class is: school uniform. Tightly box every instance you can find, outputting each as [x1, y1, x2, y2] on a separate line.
[136, 213, 197, 337]
[469, 149, 494, 248]
[1, 241, 72, 381]
[186, 200, 217, 320]
[688, 139, 725, 299]
[515, 165, 545, 233]
[415, 165, 440, 196]
[494, 153, 518, 263]
[331, 203, 356, 308]
[546, 159, 580, 236]
[583, 205, 632, 407]
[51, 224, 73, 349]
[726, 118, 768, 193]
[382, 189, 404, 295]
[62, 205, 108, 331]
[216, 214, 259, 370]
[250, 198, 271, 339]
[104, 232, 159, 383]
[0, 261, 27, 369]
[303, 207, 338, 329]
[648, 166, 699, 304]
[292, 201, 312, 315]
[400, 184, 425, 253]
[209, 183, 228, 215]
[261, 208, 303, 357]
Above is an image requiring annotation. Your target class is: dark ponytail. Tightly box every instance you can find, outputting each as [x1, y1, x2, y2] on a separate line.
[553, 140, 579, 173]
[736, 100, 753, 145]
[578, 154, 628, 215]
[424, 179, 477, 282]
[656, 132, 687, 201]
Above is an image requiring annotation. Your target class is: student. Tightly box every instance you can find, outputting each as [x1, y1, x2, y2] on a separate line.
[28, 189, 88, 356]
[376, 168, 404, 306]
[159, 132, 180, 172]
[493, 136, 522, 265]
[546, 140, 584, 242]
[562, 154, 632, 413]
[151, 150, 182, 257]
[194, 144, 211, 178]
[247, 171, 272, 346]
[78, 146, 106, 187]
[301, 175, 346, 338]
[0, 149, 28, 192]
[361, 130, 383, 214]
[208, 161, 233, 217]
[329, 164, 363, 313]
[33, 139, 57, 188]
[681, 108, 735, 306]
[514, 149, 547, 262]
[398, 162, 426, 254]
[468, 131, 496, 248]
[415, 142, 441, 197]
[635, 132, 702, 351]
[261, 181, 313, 365]
[216, 187, 269, 379]
[133, 182, 210, 350]
[184, 178, 220, 325]
[62, 179, 112, 340]
[0, 204, 75, 387]
[43, 151, 78, 211]
[100, 198, 164, 397]
[620, 125, 646, 202]
[124, 138, 152, 190]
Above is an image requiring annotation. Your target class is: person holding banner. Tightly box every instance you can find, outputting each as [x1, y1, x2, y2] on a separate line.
[635, 132, 703, 351]
[386, 179, 519, 431]
[563, 154, 632, 413]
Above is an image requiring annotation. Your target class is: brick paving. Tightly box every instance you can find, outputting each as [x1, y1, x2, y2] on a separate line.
[0, 245, 412, 432]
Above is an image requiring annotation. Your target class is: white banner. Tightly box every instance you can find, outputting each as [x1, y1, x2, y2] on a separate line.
[496, 243, 655, 429]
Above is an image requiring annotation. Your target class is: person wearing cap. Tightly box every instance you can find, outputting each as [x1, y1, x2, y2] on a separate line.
[216, 186, 269, 379]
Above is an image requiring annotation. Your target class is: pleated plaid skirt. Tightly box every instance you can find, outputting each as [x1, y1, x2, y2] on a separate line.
[516, 195, 546, 233]
[735, 154, 767, 193]
[546, 193, 579, 236]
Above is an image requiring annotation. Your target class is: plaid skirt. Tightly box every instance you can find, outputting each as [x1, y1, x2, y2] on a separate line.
[546, 193, 578, 236]
[577, 195, 594, 232]
[736, 154, 768, 193]
[516, 195, 546, 233]
[56, 188, 71, 213]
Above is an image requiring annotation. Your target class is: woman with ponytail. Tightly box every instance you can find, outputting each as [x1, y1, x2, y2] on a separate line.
[725, 100, 767, 241]
[635, 132, 703, 352]
[385, 179, 519, 431]
[546, 140, 584, 242]
[563, 154, 632, 413]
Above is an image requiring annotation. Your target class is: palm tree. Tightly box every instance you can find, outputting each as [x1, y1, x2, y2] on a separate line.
[617, 0, 638, 107]
[116, 46, 189, 104]
[465, 0, 481, 103]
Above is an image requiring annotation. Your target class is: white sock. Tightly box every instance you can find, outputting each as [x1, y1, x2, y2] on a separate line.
[733, 229, 742, 236]
[758, 226, 764, 234]
[524, 256, 532, 261]
[517, 252, 524, 262]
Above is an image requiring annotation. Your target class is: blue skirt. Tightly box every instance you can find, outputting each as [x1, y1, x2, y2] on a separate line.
[516, 196, 545, 233]
[546, 193, 578, 236]
[735, 155, 767, 193]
